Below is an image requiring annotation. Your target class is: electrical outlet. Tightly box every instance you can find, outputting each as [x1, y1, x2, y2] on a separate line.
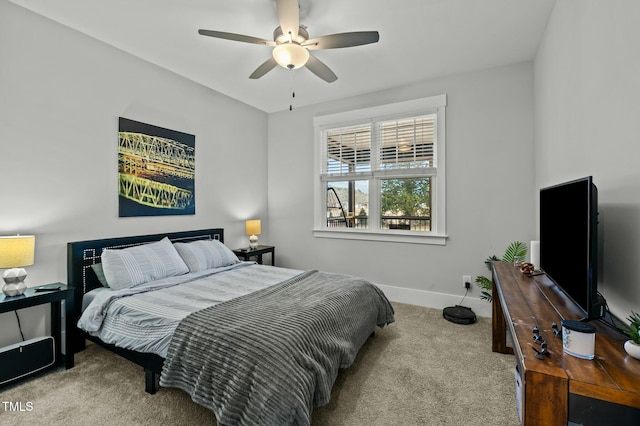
[463, 275, 472, 289]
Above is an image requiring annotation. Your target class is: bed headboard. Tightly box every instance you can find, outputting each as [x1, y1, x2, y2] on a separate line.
[67, 228, 224, 323]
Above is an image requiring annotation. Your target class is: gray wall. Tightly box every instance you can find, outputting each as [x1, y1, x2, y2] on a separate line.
[534, 0, 640, 319]
[267, 62, 536, 316]
[0, 2, 269, 346]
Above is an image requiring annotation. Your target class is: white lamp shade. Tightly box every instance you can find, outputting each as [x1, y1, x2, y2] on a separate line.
[0, 235, 35, 268]
[272, 43, 310, 69]
[245, 220, 262, 236]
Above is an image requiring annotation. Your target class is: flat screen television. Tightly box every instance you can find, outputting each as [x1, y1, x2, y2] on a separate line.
[539, 176, 603, 320]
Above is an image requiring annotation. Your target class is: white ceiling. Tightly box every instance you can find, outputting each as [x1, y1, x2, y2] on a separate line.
[9, 0, 556, 113]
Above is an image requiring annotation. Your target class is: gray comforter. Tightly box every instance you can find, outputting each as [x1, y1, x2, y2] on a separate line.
[159, 270, 395, 426]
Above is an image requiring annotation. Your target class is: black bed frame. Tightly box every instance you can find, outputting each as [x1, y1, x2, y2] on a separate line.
[67, 228, 224, 394]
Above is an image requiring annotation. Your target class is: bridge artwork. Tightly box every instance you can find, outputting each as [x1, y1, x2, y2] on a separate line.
[118, 118, 195, 217]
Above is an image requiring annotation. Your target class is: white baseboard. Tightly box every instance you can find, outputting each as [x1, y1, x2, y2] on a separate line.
[375, 283, 492, 318]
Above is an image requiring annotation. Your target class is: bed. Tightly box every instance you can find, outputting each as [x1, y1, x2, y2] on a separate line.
[67, 228, 395, 425]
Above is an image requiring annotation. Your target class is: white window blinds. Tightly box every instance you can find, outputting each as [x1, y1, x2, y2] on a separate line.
[323, 125, 372, 176]
[322, 115, 435, 178]
[379, 115, 435, 170]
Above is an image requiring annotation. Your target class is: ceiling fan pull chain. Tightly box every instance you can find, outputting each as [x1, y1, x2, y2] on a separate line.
[289, 67, 295, 111]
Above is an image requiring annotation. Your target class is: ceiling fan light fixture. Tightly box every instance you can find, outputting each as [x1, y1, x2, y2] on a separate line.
[272, 43, 309, 69]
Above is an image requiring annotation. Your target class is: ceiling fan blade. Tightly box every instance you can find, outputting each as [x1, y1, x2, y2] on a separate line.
[198, 29, 274, 46]
[305, 55, 338, 83]
[276, 0, 299, 40]
[249, 57, 278, 79]
[302, 31, 380, 50]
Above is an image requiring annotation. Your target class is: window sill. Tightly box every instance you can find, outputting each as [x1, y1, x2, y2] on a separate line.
[312, 228, 448, 245]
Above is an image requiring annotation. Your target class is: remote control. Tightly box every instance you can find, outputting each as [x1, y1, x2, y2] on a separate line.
[35, 286, 61, 292]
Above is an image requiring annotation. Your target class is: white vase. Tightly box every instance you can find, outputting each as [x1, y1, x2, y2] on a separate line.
[624, 340, 640, 360]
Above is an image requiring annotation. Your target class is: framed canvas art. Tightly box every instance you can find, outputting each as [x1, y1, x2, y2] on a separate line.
[118, 117, 195, 217]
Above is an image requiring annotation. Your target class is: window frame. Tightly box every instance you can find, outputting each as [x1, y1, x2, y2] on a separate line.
[313, 94, 447, 245]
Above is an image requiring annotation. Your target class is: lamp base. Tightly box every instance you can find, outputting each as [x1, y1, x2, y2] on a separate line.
[249, 235, 259, 250]
[2, 283, 27, 297]
[3, 268, 28, 296]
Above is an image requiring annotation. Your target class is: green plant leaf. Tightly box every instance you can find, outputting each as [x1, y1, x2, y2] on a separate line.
[480, 291, 492, 301]
[626, 311, 640, 326]
[478, 241, 528, 304]
[475, 276, 493, 302]
[625, 311, 640, 344]
[502, 241, 528, 263]
[484, 255, 499, 271]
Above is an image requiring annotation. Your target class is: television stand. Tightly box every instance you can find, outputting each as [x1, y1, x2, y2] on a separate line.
[491, 261, 640, 425]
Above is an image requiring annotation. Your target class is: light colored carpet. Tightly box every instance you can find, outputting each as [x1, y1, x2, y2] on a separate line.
[0, 303, 518, 426]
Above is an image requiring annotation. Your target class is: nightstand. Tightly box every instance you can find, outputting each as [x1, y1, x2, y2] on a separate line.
[0, 283, 74, 382]
[233, 245, 275, 266]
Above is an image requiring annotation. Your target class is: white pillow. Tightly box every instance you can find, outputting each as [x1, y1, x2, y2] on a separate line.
[101, 237, 189, 290]
[173, 239, 239, 272]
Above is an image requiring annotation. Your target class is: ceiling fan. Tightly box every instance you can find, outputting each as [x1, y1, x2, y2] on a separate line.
[198, 0, 379, 83]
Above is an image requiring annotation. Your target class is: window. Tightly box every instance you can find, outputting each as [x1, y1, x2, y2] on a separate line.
[314, 95, 447, 245]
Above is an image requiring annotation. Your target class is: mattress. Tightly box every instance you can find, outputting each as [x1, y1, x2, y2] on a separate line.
[77, 263, 302, 357]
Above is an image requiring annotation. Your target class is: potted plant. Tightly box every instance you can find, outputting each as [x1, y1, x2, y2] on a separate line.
[623, 311, 640, 360]
[475, 241, 528, 302]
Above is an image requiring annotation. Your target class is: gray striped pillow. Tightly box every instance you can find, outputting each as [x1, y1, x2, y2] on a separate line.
[173, 240, 240, 272]
[101, 237, 189, 290]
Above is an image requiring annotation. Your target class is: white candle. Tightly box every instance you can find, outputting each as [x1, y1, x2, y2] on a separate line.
[530, 241, 540, 269]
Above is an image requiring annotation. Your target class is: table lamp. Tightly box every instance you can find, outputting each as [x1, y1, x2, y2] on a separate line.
[245, 220, 261, 250]
[0, 235, 35, 297]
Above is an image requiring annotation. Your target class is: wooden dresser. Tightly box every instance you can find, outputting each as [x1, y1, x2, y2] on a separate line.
[491, 261, 640, 425]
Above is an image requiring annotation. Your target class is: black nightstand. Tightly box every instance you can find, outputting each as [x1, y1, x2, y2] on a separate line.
[0, 283, 74, 379]
[233, 245, 275, 266]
